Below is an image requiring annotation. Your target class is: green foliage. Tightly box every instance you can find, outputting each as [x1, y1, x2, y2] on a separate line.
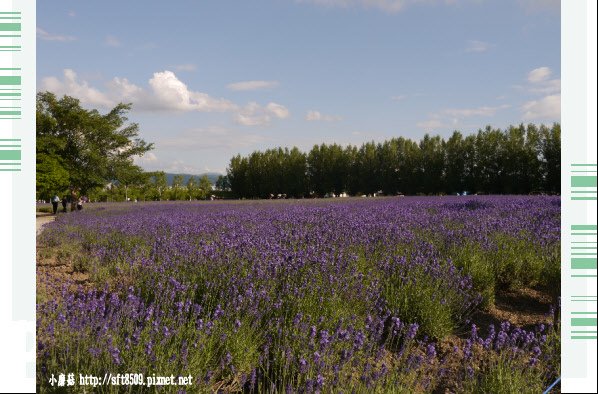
[462, 354, 545, 394]
[36, 92, 153, 197]
[449, 235, 560, 308]
[215, 175, 231, 191]
[227, 124, 561, 198]
[450, 243, 496, 307]
[36, 153, 71, 201]
[383, 265, 460, 339]
[198, 175, 213, 199]
[228, 147, 308, 198]
[541, 244, 561, 304]
[461, 320, 560, 394]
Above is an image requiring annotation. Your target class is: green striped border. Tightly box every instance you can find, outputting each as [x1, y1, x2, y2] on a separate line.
[0, 73, 21, 106]
[0, 23, 20, 32]
[0, 138, 21, 172]
[570, 225, 598, 274]
[571, 318, 597, 326]
[1, 8, 24, 335]
[572, 296, 598, 302]
[572, 176, 598, 187]
[571, 258, 597, 270]
[0, 45, 21, 52]
[571, 164, 598, 200]
[0, 75, 21, 85]
[570, 310, 598, 339]
[0, 106, 21, 119]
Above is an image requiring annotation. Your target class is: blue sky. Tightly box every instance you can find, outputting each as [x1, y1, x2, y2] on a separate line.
[37, 0, 561, 174]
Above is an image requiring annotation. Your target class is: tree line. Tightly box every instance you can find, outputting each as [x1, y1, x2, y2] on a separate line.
[85, 172, 224, 202]
[226, 123, 560, 198]
[36, 93, 560, 201]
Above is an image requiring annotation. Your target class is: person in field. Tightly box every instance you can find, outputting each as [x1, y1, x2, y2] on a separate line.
[77, 197, 83, 211]
[61, 196, 68, 213]
[51, 195, 60, 215]
[70, 188, 79, 212]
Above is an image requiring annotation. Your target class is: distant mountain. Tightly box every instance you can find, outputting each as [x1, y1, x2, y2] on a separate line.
[164, 172, 222, 185]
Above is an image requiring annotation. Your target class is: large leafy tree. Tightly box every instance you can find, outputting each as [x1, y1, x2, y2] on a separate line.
[36, 92, 153, 198]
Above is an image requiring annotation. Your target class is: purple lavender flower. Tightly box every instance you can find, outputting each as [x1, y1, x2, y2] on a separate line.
[407, 323, 419, 340]
[299, 358, 308, 373]
[426, 344, 437, 359]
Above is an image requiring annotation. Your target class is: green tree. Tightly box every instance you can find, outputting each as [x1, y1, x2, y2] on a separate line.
[541, 123, 561, 193]
[286, 147, 308, 197]
[198, 175, 213, 199]
[419, 134, 445, 194]
[36, 92, 153, 196]
[357, 142, 379, 195]
[36, 153, 70, 201]
[186, 176, 198, 200]
[227, 155, 249, 198]
[215, 175, 231, 191]
[171, 175, 184, 200]
[445, 132, 465, 194]
[112, 161, 145, 201]
[150, 171, 168, 200]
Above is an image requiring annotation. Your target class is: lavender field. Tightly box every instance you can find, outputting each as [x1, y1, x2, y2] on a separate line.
[37, 196, 561, 393]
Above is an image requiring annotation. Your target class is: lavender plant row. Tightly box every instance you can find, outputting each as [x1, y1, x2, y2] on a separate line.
[37, 196, 561, 392]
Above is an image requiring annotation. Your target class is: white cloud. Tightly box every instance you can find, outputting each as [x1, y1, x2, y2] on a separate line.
[227, 80, 280, 91]
[104, 35, 122, 47]
[40, 69, 292, 126]
[417, 104, 509, 130]
[133, 152, 226, 174]
[442, 104, 510, 118]
[525, 67, 560, 95]
[416, 119, 445, 130]
[518, 67, 560, 121]
[40, 69, 114, 107]
[521, 94, 560, 120]
[267, 103, 290, 119]
[134, 152, 158, 166]
[174, 64, 197, 72]
[235, 102, 290, 126]
[165, 161, 205, 175]
[529, 78, 560, 95]
[297, 0, 460, 13]
[160, 127, 266, 150]
[391, 95, 407, 101]
[36, 27, 76, 42]
[305, 110, 342, 122]
[527, 67, 551, 83]
[147, 71, 236, 112]
[465, 40, 491, 53]
[40, 69, 237, 113]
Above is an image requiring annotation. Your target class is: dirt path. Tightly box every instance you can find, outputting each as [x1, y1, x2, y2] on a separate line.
[36, 214, 55, 236]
